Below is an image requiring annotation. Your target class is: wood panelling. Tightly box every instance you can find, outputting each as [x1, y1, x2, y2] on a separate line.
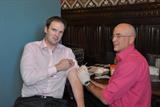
[62, 2, 160, 64]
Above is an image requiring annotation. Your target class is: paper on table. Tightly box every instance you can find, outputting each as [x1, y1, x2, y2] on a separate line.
[94, 75, 110, 79]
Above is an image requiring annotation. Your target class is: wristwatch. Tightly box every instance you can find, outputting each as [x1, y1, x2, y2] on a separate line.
[84, 81, 91, 86]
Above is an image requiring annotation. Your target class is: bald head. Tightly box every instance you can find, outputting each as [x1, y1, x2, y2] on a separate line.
[114, 23, 136, 37]
[112, 23, 136, 52]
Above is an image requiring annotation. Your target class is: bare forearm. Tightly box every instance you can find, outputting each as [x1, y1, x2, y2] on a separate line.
[73, 82, 85, 107]
[68, 70, 85, 107]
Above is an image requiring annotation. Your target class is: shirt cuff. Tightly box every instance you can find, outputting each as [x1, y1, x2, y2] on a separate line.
[48, 66, 57, 77]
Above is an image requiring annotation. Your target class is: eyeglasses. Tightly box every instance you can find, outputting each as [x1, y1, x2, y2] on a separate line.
[111, 33, 132, 39]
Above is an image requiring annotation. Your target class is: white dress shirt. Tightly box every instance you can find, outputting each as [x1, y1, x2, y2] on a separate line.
[20, 39, 78, 98]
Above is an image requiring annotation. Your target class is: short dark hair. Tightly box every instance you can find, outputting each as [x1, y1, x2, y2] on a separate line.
[45, 16, 67, 29]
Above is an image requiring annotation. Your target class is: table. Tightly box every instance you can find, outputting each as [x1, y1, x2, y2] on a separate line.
[152, 82, 160, 106]
[152, 82, 160, 96]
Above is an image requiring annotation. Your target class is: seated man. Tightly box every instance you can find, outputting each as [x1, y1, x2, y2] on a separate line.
[78, 23, 151, 107]
[14, 16, 84, 107]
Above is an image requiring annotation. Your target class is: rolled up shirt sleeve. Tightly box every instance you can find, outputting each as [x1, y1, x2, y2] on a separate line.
[65, 48, 79, 73]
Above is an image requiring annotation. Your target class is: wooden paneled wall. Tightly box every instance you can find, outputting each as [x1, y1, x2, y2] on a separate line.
[61, 2, 160, 64]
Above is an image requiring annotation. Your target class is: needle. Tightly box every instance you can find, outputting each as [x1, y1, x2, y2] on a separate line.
[84, 62, 87, 66]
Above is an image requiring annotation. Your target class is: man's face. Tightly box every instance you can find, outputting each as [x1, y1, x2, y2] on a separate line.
[112, 25, 134, 52]
[44, 21, 65, 47]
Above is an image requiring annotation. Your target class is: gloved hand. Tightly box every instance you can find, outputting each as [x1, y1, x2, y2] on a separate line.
[78, 65, 91, 86]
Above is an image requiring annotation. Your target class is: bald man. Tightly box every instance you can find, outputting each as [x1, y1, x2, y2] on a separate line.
[78, 23, 151, 107]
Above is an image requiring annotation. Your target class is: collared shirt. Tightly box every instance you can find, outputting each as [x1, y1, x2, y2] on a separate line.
[103, 44, 151, 107]
[20, 39, 78, 98]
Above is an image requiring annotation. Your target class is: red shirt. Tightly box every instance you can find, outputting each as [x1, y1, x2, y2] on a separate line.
[103, 44, 151, 107]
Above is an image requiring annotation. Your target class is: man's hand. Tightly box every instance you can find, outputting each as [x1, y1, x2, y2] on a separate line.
[78, 65, 91, 86]
[55, 59, 75, 72]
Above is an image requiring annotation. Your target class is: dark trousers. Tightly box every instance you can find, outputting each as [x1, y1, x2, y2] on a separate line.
[13, 96, 67, 107]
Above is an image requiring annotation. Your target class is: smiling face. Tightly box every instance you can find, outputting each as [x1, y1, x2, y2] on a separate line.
[44, 21, 65, 49]
[112, 23, 136, 52]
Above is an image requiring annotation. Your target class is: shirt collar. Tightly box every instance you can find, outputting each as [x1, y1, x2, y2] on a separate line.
[40, 39, 48, 49]
[40, 39, 59, 50]
[116, 44, 135, 62]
